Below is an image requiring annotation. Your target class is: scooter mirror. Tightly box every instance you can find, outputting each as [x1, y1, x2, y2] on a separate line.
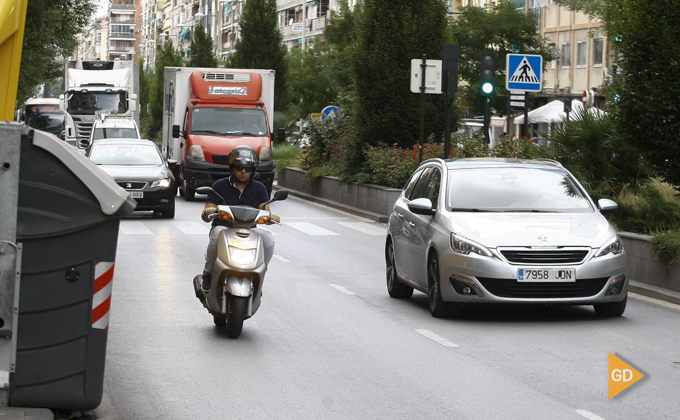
[273, 190, 288, 201]
[196, 186, 214, 196]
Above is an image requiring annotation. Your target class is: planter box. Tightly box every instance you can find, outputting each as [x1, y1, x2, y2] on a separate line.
[278, 168, 402, 220]
[620, 232, 680, 295]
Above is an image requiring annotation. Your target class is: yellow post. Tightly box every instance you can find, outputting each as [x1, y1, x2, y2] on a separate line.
[0, 0, 29, 121]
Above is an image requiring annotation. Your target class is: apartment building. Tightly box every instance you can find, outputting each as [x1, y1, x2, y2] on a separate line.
[74, 16, 109, 61]
[108, 0, 141, 61]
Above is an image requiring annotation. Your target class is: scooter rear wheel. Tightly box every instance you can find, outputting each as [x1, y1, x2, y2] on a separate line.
[227, 296, 247, 338]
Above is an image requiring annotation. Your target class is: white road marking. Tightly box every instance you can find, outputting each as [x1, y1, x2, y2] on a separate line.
[287, 222, 339, 236]
[273, 255, 290, 263]
[336, 222, 386, 236]
[329, 284, 355, 295]
[119, 221, 153, 235]
[576, 409, 607, 420]
[172, 221, 210, 235]
[284, 217, 350, 220]
[415, 329, 459, 348]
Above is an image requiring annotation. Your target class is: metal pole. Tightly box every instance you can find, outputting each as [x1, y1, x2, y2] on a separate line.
[0, 123, 23, 406]
[418, 54, 427, 163]
[444, 99, 452, 158]
[506, 94, 511, 136]
[522, 92, 529, 138]
[483, 96, 490, 145]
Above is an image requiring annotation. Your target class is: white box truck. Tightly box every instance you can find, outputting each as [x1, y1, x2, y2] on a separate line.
[161, 67, 276, 200]
[60, 60, 140, 148]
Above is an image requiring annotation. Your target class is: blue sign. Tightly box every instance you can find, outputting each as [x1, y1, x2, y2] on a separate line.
[506, 54, 543, 92]
[321, 106, 339, 124]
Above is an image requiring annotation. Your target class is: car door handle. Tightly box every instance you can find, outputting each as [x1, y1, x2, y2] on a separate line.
[395, 212, 404, 219]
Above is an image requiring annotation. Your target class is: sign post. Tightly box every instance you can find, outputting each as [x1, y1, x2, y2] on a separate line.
[410, 56, 442, 162]
[506, 54, 543, 138]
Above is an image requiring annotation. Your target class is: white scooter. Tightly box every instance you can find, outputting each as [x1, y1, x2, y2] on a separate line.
[193, 187, 288, 338]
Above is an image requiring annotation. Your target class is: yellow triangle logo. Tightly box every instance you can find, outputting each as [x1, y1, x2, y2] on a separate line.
[609, 353, 644, 399]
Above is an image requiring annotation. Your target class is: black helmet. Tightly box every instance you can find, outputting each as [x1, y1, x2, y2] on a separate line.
[229, 145, 259, 170]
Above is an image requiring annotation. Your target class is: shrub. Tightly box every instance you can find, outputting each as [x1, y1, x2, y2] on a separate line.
[650, 231, 680, 268]
[272, 143, 302, 173]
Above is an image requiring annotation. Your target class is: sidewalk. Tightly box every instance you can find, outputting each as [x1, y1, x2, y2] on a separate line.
[0, 408, 53, 420]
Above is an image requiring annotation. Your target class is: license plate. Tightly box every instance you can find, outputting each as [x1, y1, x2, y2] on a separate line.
[130, 191, 143, 198]
[517, 268, 576, 282]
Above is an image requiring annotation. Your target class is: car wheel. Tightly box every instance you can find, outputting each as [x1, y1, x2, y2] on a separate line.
[428, 253, 456, 318]
[161, 205, 175, 219]
[594, 294, 627, 317]
[386, 242, 413, 298]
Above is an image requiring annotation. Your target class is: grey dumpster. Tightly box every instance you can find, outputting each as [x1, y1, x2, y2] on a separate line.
[8, 128, 135, 409]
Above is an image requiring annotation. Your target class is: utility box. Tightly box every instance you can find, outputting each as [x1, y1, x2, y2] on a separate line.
[6, 127, 135, 409]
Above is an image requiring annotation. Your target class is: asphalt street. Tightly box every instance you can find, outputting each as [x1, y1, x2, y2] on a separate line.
[85, 194, 680, 420]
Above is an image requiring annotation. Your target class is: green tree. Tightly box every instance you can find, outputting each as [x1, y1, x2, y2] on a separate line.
[287, 1, 356, 120]
[138, 58, 152, 138]
[449, 1, 553, 115]
[228, 0, 289, 111]
[149, 40, 183, 138]
[187, 22, 218, 67]
[603, 0, 680, 186]
[17, 0, 97, 104]
[350, 0, 449, 156]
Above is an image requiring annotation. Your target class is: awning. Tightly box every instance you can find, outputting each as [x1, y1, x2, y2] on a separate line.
[179, 27, 191, 41]
[514, 99, 608, 125]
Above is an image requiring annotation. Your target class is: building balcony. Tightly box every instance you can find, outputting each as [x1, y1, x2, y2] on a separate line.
[109, 31, 135, 39]
[111, 3, 135, 10]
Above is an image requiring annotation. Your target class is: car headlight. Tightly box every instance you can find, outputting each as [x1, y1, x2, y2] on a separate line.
[188, 145, 205, 161]
[450, 233, 494, 258]
[594, 236, 624, 258]
[151, 178, 171, 188]
[259, 146, 272, 161]
[229, 247, 256, 265]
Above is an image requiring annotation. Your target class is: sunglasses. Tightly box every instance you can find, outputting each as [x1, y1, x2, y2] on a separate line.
[234, 165, 253, 173]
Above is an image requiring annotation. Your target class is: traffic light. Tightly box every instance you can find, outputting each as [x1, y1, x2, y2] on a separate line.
[480, 52, 496, 95]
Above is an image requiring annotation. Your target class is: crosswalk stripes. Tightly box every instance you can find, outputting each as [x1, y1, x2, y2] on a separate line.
[119, 219, 386, 237]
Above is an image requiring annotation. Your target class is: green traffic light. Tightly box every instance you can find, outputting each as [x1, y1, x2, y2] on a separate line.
[482, 82, 494, 94]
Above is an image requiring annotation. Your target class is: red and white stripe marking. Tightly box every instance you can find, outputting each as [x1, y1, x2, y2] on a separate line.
[92, 261, 114, 329]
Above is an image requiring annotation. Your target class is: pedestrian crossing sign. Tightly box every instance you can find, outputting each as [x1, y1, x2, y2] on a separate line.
[506, 54, 543, 92]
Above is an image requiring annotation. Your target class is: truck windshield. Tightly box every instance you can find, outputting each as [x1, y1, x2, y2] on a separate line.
[190, 108, 268, 137]
[68, 92, 127, 115]
[25, 105, 65, 134]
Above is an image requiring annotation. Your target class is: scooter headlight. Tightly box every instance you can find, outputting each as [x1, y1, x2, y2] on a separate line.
[229, 247, 256, 265]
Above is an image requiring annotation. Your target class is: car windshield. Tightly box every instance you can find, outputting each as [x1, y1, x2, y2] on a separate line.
[92, 127, 138, 140]
[90, 144, 163, 166]
[446, 167, 593, 213]
[190, 108, 268, 136]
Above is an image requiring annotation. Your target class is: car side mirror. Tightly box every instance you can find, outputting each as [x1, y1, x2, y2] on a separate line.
[408, 198, 435, 216]
[598, 198, 618, 215]
[79, 139, 90, 149]
[172, 124, 180, 138]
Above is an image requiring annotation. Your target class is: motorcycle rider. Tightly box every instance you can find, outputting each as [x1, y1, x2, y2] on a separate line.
[200, 145, 280, 293]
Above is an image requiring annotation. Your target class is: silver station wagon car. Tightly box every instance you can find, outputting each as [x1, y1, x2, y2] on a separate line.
[385, 158, 628, 317]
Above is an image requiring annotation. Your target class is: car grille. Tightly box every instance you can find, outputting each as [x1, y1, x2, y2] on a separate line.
[117, 181, 147, 190]
[211, 155, 230, 165]
[499, 248, 590, 264]
[476, 277, 609, 298]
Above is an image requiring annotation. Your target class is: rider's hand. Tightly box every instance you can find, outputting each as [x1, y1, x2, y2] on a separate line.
[267, 214, 281, 225]
[202, 206, 218, 223]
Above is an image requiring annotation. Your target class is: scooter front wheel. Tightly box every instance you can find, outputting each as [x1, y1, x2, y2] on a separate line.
[213, 316, 226, 327]
[227, 295, 247, 338]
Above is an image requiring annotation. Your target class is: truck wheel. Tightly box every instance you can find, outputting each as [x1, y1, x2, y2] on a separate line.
[184, 186, 195, 201]
[226, 296, 247, 338]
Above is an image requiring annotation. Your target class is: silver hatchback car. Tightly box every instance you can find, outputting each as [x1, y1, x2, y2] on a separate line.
[385, 158, 628, 317]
